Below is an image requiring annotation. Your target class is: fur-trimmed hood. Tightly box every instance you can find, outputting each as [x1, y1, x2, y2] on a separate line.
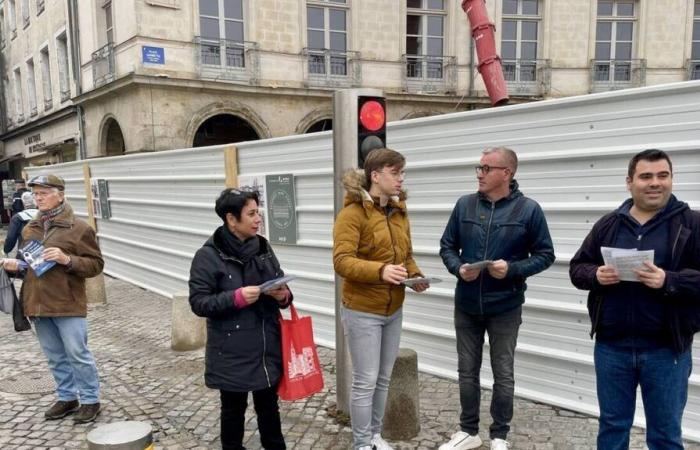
[341, 168, 407, 208]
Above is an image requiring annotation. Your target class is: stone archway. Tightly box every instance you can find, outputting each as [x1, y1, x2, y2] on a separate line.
[305, 119, 333, 133]
[186, 102, 270, 147]
[101, 117, 126, 156]
[192, 114, 261, 147]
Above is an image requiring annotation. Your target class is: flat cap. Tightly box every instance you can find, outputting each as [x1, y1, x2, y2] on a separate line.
[27, 174, 65, 191]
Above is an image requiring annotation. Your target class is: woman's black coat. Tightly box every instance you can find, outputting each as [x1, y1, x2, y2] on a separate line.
[189, 227, 291, 392]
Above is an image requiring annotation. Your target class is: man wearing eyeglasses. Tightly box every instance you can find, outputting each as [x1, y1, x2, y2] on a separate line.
[438, 147, 554, 450]
[2, 174, 104, 424]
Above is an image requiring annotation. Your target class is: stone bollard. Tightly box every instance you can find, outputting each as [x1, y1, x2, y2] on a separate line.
[87, 421, 153, 449]
[171, 291, 206, 351]
[86, 273, 107, 305]
[383, 348, 420, 440]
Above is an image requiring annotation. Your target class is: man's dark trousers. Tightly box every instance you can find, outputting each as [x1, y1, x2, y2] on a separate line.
[455, 305, 522, 440]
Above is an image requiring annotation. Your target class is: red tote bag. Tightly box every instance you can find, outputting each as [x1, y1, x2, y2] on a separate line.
[277, 304, 324, 401]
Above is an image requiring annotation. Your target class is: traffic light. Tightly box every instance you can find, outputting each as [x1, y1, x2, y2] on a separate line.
[357, 96, 386, 168]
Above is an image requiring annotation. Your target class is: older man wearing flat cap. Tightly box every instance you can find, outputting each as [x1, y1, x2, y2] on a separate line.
[2, 174, 104, 423]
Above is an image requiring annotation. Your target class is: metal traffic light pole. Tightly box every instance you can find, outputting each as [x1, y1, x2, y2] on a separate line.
[332, 88, 384, 415]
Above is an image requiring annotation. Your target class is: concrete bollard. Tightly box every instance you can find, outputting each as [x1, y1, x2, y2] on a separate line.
[383, 348, 420, 440]
[87, 421, 153, 449]
[171, 291, 206, 351]
[86, 273, 107, 305]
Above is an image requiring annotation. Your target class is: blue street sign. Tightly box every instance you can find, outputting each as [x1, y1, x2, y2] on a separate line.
[142, 46, 165, 65]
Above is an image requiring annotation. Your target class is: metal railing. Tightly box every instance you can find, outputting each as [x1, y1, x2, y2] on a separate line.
[687, 59, 700, 81]
[402, 54, 457, 94]
[590, 59, 646, 92]
[92, 42, 115, 88]
[195, 37, 260, 84]
[503, 59, 551, 97]
[302, 48, 361, 88]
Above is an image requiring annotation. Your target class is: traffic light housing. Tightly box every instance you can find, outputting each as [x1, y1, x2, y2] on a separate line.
[357, 96, 386, 168]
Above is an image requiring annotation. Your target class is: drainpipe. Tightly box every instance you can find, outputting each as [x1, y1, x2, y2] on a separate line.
[67, 0, 87, 160]
[468, 34, 475, 99]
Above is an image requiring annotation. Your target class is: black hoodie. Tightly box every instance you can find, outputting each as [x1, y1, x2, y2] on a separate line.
[570, 195, 700, 353]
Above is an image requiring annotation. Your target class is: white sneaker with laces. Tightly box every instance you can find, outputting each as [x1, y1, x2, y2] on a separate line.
[438, 431, 483, 450]
[371, 433, 394, 450]
[490, 438, 510, 450]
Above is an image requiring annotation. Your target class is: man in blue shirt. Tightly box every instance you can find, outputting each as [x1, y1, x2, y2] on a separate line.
[570, 149, 700, 450]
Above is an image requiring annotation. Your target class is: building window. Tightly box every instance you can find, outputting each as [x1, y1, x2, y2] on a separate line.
[56, 32, 71, 102]
[0, 7, 5, 48]
[199, 0, 245, 68]
[36, 0, 45, 15]
[691, 1, 700, 80]
[594, 0, 636, 82]
[40, 47, 52, 110]
[21, 0, 29, 28]
[306, 1, 348, 76]
[8, 0, 17, 37]
[406, 0, 445, 79]
[104, 1, 114, 44]
[501, 0, 539, 83]
[13, 68, 24, 121]
[26, 58, 37, 116]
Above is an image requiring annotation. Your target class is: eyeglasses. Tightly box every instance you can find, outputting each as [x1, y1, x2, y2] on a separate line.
[475, 165, 509, 175]
[379, 170, 406, 179]
[31, 190, 58, 198]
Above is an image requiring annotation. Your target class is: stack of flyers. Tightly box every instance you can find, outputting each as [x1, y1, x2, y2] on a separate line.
[258, 275, 296, 293]
[19, 240, 56, 277]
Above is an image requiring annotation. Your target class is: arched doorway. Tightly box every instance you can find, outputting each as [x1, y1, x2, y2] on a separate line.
[305, 119, 332, 133]
[103, 118, 125, 156]
[193, 114, 260, 147]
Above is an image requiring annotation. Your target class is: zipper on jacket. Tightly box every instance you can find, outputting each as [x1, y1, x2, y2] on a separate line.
[478, 201, 496, 315]
[385, 210, 399, 315]
[671, 225, 682, 262]
[262, 318, 271, 388]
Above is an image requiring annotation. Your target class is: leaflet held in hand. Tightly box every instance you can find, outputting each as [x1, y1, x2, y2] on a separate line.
[20, 240, 56, 277]
[259, 275, 296, 293]
[601, 247, 654, 282]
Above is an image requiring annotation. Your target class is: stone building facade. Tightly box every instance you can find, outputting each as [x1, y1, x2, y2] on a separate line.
[1, 0, 699, 164]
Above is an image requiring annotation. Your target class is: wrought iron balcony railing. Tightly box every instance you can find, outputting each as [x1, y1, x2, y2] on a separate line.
[590, 59, 646, 92]
[402, 54, 457, 94]
[302, 48, 361, 88]
[687, 59, 700, 81]
[503, 59, 551, 97]
[92, 42, 115, 88]
[195, 37, 259, 84]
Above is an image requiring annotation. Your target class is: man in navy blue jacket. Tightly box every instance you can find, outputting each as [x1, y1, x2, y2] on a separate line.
[439, 147, 555, 450]
[570, 149, 700, 450]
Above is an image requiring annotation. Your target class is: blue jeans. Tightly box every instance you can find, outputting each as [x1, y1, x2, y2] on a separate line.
[595, 341, 691, 450]
[34, 317, 100, 404]
[455, 305, 522, 440]
[341, 306, 403, 449]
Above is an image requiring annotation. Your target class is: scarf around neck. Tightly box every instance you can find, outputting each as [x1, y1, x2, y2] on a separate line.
[219, 226, 260, 263]
[40, 202, 65, 231]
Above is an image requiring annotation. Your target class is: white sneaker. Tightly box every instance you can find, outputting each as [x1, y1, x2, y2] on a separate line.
[490, 438, 510, 450]
[438, 431, 483, 450]
[371, 433, 394, 450]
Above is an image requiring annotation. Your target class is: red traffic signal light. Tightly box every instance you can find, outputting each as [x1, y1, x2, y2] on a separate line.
[357, 96, 386, 167]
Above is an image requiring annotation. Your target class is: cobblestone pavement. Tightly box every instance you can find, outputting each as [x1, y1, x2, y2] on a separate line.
[0, 276, 698, 450]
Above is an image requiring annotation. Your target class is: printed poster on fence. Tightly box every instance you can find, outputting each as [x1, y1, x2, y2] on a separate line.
[265, 174, 297, 245]
[236, 175, 268, 239]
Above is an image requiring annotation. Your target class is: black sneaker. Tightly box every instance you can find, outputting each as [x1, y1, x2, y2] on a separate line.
[44, 400, 80, 420]
[73, 402, 101, 423]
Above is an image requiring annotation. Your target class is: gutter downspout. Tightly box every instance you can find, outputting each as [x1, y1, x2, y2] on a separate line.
[67, 0, 86, 160]
[468, 35, 475, 100]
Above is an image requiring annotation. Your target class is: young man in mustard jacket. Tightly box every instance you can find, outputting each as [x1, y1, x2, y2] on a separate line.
[333, 148, 428, 450]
